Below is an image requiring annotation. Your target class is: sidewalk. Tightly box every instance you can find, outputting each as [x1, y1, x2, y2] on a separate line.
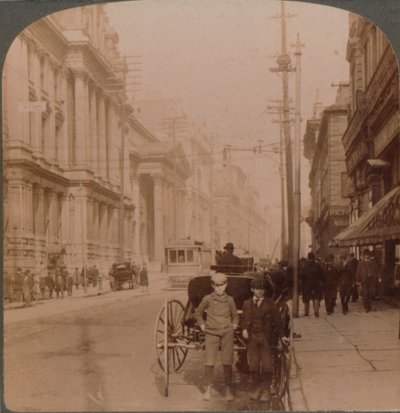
[3, 273, 168, 325]
[289, 300, 400, 411]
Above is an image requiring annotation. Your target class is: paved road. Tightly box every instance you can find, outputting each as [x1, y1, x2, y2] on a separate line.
[4, 286, 279, 412]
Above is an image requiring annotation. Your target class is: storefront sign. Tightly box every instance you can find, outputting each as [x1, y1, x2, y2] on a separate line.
[367, 191, 400, 230]
[374, 111, 400, 156]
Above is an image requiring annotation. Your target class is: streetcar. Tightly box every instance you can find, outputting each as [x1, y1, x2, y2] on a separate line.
[164, 240, 214, 289]
[154, 271, 293, 408]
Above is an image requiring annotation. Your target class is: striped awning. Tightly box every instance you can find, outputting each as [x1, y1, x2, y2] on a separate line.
[334, 186, 400, 247]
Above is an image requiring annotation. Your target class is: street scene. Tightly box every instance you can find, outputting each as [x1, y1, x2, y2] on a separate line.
[2, 0, 400, 411]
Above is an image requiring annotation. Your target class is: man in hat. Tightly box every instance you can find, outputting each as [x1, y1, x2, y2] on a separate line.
[217, 242, 242, 273]
[300, 252, 324, 317]
[356, 249, 382, 312]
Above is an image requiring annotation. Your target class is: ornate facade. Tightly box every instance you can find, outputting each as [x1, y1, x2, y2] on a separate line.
[337, 13, 400, 267]
[3, 5, 190, 276]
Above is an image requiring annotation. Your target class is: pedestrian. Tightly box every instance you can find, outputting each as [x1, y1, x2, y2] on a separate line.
[109, 263, 116, 291]
[139, 263, 149, 292]
[66, 273, 74, 296]
[55, 267, 65, 299]
[348, 253, 359, 302]
[323, 255, 339, 315]
[46, 273, 55, 298]
[73, 267, 80, 290]
[356, 249, 382, 312]
[216, 242, 243, 274]
[22, 270, 32, 307]
[14, 267, 24, 302]
[194, 272, 239, 401]
[339, 253, 357, 314]
[98, 268, 104, 290]
[241, 274, 280, 402]
[300, 252, 324, 317]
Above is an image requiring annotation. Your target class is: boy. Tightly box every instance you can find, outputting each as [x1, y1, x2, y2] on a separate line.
[242, 274, 280, 402]
[194, 272, 239, 401]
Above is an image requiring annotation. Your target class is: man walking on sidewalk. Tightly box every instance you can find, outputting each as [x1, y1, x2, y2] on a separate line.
[339, 253, 357, 314]
[300, 252, 324, 317]
[356, 249, 382, 312]
[323, 255, 339, 315]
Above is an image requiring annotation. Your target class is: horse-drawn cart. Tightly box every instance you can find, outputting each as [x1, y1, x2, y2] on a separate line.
[154, 274, 293, 408]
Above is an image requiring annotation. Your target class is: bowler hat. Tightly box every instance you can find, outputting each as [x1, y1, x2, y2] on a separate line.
[224, 242, 234, 250]
[211, 272, 227, 284]
[307, 252, 315, 260]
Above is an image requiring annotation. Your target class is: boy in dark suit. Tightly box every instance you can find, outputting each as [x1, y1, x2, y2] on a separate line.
[241, 274, 281, 402]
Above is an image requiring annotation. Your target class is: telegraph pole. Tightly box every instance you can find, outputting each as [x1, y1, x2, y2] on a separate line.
[269, 1, 295, 262]
[292, 33, 304, 317]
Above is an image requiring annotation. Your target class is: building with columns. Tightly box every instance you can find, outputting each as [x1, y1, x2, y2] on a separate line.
[135, 99, 213, 246]
[3, 5, 190, 276]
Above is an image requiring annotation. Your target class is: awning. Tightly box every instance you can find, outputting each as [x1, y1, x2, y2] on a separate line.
[334, 186, 400, 247]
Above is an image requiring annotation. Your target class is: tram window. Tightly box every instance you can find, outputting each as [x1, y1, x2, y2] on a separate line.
[178, 250, 185, 262]
[187, 250, 194, 262]
[169, 250, 177, 263]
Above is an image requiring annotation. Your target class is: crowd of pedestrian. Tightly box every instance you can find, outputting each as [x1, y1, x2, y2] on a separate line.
[295, 249, 392, 316]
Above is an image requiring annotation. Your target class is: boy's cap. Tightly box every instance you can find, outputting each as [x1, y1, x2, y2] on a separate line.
[250, 274, 265, 289]
[211, 272, 227, 284]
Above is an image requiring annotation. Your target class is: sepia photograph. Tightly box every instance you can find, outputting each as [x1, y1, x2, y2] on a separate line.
[2, 0, 400, 411]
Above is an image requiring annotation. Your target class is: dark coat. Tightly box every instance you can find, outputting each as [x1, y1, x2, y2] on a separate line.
[300, 259, 324, 301]
[339, 258, 357, 289]
[241, 297, 281, 346]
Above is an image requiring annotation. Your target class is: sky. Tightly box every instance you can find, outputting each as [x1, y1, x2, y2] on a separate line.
[105, 0, 350, 214]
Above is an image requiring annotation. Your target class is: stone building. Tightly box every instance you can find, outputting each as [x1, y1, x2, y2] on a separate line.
[3, 5, 189, 276]
[334, 14, 400, 274]
[135, 99, 213, 246]
[212, 164, 266, 258]
[304, 83, 351, 259]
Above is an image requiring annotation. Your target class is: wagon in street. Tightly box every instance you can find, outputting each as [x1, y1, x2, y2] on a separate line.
[154, 274, 293, 408]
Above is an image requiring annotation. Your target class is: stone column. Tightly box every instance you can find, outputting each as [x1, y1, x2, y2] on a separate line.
[48, 63, 56, 161]
[59, 68, 69, 167]
[73, 70, 88, 165]
[132, 175, 141, 258]
[98, 94, 107, 177]
[4, 36, 25, 145]
[60, 194, 69, 246]
[107, 102, 119, 185]
[89, 86, 99, 175]
[153, 174, 165, 261]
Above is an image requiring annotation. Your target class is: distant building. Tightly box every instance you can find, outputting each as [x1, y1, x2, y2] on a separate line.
[212, 164, 265, 258]
[135, 99, 213, 246]
[304, 83, 351, 259]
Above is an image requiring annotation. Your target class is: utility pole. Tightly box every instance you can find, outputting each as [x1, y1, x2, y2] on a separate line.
[270, 1, 296, 262]
[291, 33, 304, 317]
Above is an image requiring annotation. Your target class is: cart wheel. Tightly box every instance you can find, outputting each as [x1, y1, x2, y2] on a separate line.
[154, 300, 188, 372]
[154, 299, 188, 396]
[154, 299, 169, 396]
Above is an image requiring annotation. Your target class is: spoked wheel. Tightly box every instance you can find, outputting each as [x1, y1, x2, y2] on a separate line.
[154, 299, 188, 396]
[271, 301, 293, 410]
